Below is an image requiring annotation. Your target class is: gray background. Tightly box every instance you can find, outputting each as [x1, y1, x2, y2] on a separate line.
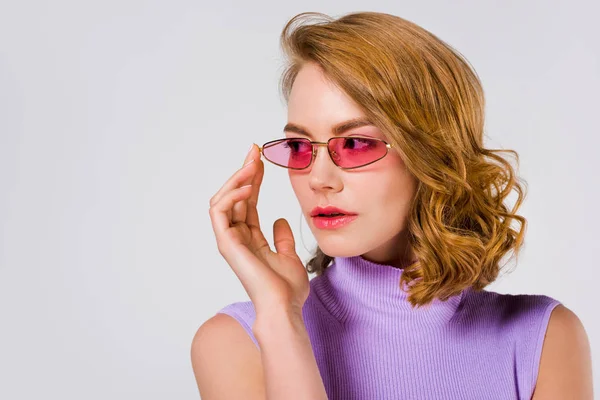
[1, 1, 598, 398]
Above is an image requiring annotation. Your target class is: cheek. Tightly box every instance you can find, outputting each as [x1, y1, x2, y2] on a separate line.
[288, 173, 309, 203]
[356, 179, 393, 215]
[362, 171, 416, 212]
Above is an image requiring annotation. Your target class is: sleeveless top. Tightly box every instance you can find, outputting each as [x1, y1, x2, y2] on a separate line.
[216, 255, 561, 400]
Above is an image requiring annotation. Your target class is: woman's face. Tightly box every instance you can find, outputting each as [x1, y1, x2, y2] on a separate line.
[286, 62, 418, 265]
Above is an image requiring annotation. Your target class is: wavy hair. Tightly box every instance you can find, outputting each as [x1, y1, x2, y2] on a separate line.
[278, 11, 527, 308]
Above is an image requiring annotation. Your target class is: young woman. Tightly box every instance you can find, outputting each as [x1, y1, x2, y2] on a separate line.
[192, 11, 593, 400]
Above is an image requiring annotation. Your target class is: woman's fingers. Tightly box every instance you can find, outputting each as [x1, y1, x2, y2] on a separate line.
[208, 143, 270, 256]
[231, 144, 259, 225]
[245, 152, 264, 230]
[209, 184, 254, 241]
[209, 151, 256, 209]
[243, 158, 270, 254]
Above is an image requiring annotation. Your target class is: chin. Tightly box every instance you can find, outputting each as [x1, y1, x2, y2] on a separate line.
[313, 240, 366, 259]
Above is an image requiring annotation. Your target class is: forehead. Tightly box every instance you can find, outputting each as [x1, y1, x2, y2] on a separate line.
[287, 63, 368, 132]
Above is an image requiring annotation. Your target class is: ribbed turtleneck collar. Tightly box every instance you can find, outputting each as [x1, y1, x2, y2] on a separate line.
[311, 255, 467, 325]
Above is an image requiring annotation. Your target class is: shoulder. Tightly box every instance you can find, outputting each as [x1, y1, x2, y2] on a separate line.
[462, 288, 560, 324]
[214, 300, 259, 348]
[464, 290, 593, 399]
[532, 304, 593, 399]
[460, 288, 560, 330]
[191, 304, 258, 364]
[191, 312, 252, 352]
[190, 306, 265, 398]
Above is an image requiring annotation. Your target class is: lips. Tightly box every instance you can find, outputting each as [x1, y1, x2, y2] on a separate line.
[310, 205, 357, 217]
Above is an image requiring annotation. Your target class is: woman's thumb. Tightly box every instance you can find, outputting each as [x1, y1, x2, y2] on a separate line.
[272, 218, 296, 256]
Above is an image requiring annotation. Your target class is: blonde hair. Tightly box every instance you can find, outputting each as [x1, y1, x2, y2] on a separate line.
[279, 11, 527, 308]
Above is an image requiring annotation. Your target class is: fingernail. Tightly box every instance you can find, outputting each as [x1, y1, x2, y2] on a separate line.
[243, 158, 255, 167]
[247, 143, 255, 154]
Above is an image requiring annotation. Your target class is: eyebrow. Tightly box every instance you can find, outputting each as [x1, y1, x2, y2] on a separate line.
[283, 117, 375, 138]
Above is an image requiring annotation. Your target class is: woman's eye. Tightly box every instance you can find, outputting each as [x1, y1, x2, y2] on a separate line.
[344, 138, 373, 150]
[284, 140, 310, 152]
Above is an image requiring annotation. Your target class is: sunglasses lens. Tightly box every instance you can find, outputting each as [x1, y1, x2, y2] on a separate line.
[262, 137, 389, 169]
[263, 138, 313, 169]
[329, 137, 389, 168]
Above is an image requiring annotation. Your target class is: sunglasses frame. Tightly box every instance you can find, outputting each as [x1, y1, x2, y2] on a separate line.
[258, 135, 395, 170]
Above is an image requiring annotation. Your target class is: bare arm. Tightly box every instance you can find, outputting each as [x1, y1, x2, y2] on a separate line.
[191, 313, 266, 399]
[252, 307, 328, 400]
[531, 304, 594, 399]
[200, 144, 327, 399]
[191, 309, 327, 400]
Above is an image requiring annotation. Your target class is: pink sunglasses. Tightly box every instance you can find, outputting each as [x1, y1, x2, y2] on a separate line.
[258, 136, 394, 170]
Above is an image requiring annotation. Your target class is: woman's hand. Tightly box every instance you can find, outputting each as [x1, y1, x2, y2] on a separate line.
[208, 144, 310, 317]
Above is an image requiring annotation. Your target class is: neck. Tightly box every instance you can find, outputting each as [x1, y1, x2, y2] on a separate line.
[311, 255, 466, 325]
[357, 231, 417, 270]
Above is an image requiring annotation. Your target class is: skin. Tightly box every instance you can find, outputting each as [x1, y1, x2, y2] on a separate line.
[285, 62, 418, 268]
[531, 304, 593, 399]
[192, 61, 593, 399]
[283, 61, 594, 398]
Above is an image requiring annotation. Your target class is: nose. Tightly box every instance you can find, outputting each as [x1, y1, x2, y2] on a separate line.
[307, 143, 342, 192]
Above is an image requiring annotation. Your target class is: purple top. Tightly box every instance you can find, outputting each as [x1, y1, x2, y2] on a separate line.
[217, 255, 561, 399]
